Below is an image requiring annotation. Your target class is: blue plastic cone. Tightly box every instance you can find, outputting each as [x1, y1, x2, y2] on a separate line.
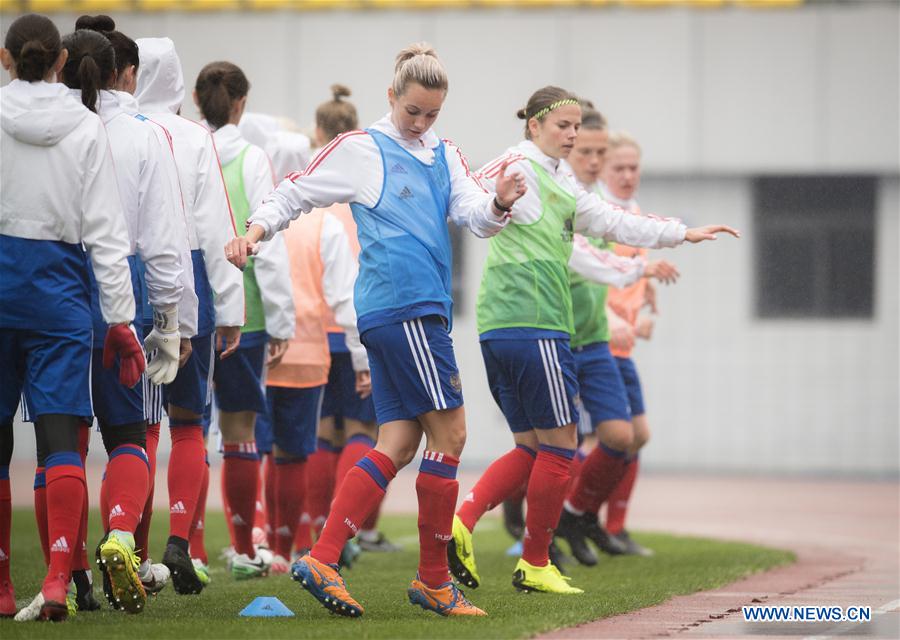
[239, 596, 295, 617]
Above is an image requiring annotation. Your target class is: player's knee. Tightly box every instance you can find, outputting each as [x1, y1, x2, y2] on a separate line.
[601, 424, 634, 452]
[100, 421, 147, 454]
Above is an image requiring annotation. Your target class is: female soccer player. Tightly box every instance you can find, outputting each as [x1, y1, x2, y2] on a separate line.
[1, 13, 144, 621]
[557, 117, 678, 565]
[261, 86, 370, 574]
[226, 43, 525, 618]
[135, 37, 244, 595]
[194, 61, 294, 580]
[450, 87, 736, 595]
[59, 24, 189, 613]
[602, 132, 661, 556]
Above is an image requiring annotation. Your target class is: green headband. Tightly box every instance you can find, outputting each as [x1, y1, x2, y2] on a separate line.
[529, 98, 579, 121]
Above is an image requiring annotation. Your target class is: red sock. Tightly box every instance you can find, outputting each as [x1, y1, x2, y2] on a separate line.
[566, 443, 628, 515]
[523, 446, 574, 567]
[335, 434, 374, 489]
[457, 445, 535, 532]
[0, 469, 10, 586]
[167, 424, 206, 540]
[360, 495, 384, 532]
[337, 435, 376, 531]
[135, 422, 160, 562]
[34, 467, 49, 566]
[253, 464, 266, 546]
[312, 450, 395, 565]
[221, 465, 235, 547]
[274, 458, 306, 558]
[416, 451, 459, 588]
[188, 457, 210, 563]
[293, 511, 312, 554]
[74, 422, 91, 572]
[223, 442, 260, 556]
[99, 470, 110, 534]
[305, 440, 339, 538]
[43, 452, 87, 592]
[606, 456, 639, 535]
[263, 454, 276, 548]
[570, 449, 586, 480]
[105, 445, 150, 534]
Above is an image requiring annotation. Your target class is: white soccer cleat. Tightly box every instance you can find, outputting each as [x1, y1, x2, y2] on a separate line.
[269, 554, 290, 575]
[231, 552, 271, 580]
[139, 559, 171, 595]
[13, 593, 43, 622]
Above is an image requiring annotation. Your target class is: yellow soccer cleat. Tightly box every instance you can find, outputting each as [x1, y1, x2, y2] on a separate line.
[447, 515, 480, 589]
[407, 577, 487, 617]
[512, 558, 584, 594]
[99, 531, 147, 614]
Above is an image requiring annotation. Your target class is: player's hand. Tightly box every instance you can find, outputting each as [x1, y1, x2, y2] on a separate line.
[144, 328, 181, 385]
[216, 325, 241, 359]
[644, 260, 680, 285]
[609, 322, 635, 354]
[178, 337, 192, 368]
[492, 161, 527, 215]
[355, 370, 372, 399]
[684, 225, 740, 243]
[225, 224, 264, 270]
[636, 315, 655, 341]
[268, 338, 289, 368]
[103, 323, 145, 388]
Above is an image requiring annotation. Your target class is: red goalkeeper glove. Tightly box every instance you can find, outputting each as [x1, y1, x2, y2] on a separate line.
[103, 323, 145, 388]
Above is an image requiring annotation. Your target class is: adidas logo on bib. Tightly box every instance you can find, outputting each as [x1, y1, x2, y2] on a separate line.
[399, 186, 413, 199]
[391, 162, 408, 174]
[51, 536, 70, 553]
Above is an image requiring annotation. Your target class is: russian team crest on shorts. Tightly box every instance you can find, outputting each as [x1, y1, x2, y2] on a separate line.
[450, 373, 462, 392]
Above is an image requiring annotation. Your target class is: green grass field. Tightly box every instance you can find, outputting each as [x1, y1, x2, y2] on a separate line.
[2, 507, 793, 639]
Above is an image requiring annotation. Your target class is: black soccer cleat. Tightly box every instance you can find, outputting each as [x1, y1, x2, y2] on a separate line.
[162, 543, 205, 595]
[555, 508, 598, 567]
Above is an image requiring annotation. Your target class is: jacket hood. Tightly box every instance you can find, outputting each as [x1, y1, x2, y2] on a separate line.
[111, 89, 141, 116]
[1, 80, 90, 146]
[66, 89, 124, 126]
[134, 37, 184, 115]
[211, 124, 247, 166]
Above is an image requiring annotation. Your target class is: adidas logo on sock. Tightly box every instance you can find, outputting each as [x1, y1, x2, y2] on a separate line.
[343, 518, 359, 534]
[110, 504, 125, 518]
[231, 514, 247, 526]
[0, 548, 8, 561]
[170, 500, 187, 514]
[390, 162, 408, 174]
[463, 492, 475, 503]
[276, 525, 291, 537]
[435, 533, 452, 542]
[50, 536, 70, 553]
[195, 518, 204, 530]
[399, 186, 413, 199]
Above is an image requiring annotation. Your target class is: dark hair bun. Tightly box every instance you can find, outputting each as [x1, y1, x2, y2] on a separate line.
[75, 14, 115, 33]
[331, 83, 351, 101]
[516, 107, 528, 120]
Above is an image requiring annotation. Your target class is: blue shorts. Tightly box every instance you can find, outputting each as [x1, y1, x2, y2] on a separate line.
[362, 316, 463, 424]
[480, 337, 579, 432]
[213, 331, 267, 414]
[615, 357, 645, 417]
[0, 328, 93, 422]
[262, 385, 323, 458]
[573, 342, 631, 430]
[91, 348, 145, 426]
[321, 352, 376, 424]
[164, 333, 214, 415]
[254, 399, 273, 454]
